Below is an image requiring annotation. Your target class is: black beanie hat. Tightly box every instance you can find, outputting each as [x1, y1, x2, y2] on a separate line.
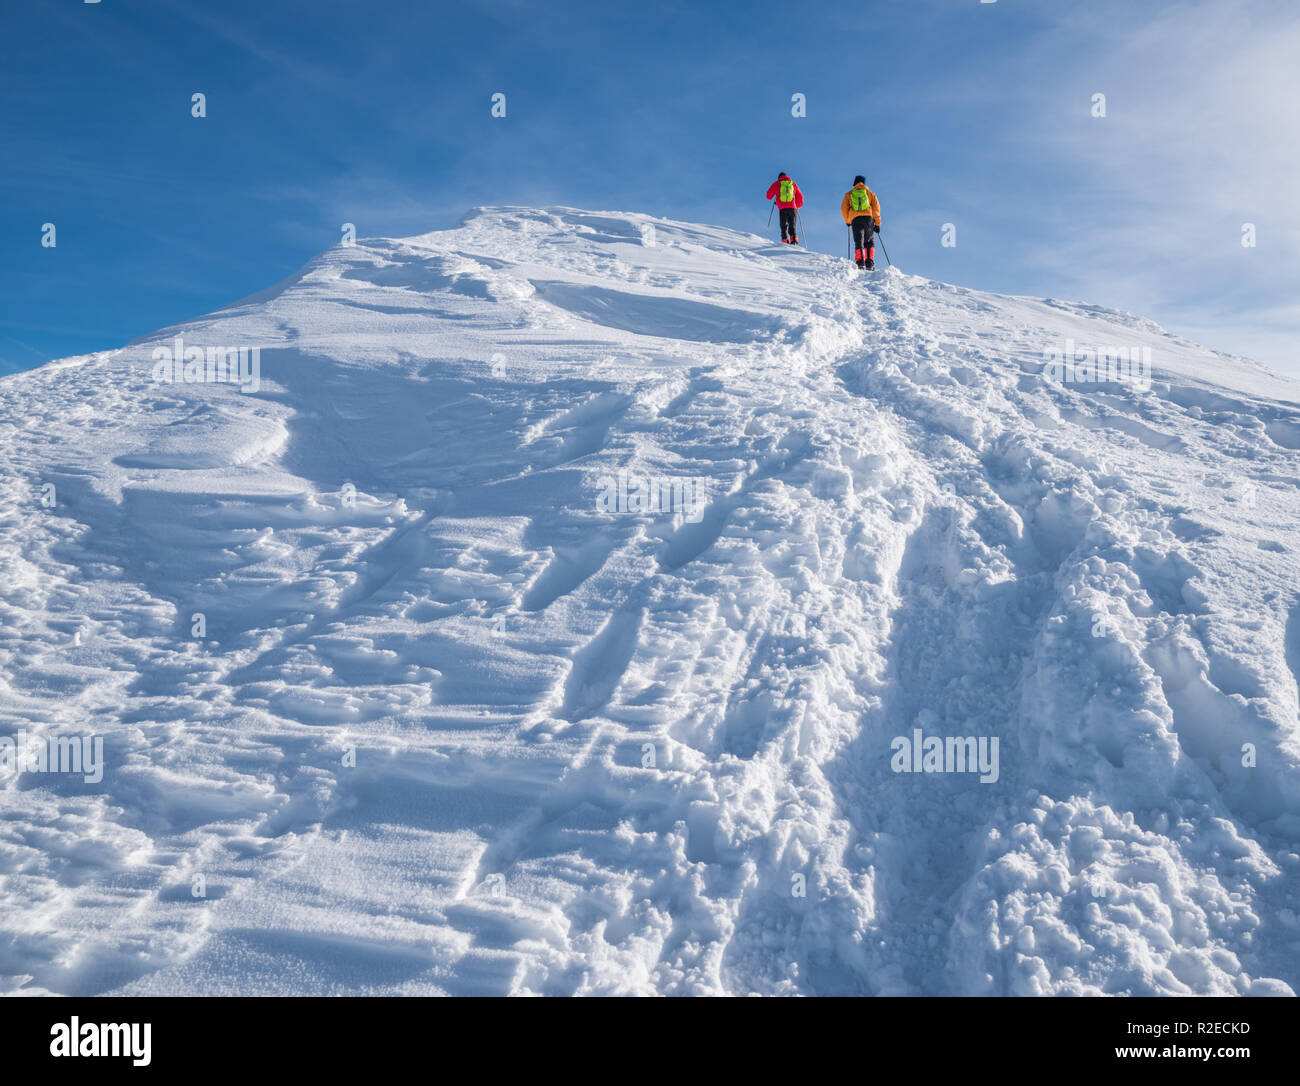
[854, 175, 866, 184]
[778, 172, 788, 178]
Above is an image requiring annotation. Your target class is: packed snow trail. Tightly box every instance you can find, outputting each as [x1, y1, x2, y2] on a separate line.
[1, 208, 1298, 995]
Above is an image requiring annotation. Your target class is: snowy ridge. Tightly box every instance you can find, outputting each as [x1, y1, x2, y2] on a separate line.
[1, 207, 1298, 995]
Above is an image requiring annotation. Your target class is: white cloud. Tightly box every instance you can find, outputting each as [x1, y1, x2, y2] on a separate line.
[1017, 0, 1300, 373]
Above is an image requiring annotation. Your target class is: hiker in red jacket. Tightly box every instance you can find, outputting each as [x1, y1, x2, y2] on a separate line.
[765, 172, 804, 244]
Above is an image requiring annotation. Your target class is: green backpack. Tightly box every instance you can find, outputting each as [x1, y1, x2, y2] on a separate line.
[779, 178, 794, 203]
[849, 188, 871, 213]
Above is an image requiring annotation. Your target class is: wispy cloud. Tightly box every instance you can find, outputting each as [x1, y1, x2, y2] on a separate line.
[996, 0, 1300, 371]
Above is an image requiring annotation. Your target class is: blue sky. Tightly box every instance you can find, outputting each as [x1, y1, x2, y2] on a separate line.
[3, 0, 1298, 376]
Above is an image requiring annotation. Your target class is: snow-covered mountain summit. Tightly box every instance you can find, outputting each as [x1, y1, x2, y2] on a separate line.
[2, 207, 1298, 995]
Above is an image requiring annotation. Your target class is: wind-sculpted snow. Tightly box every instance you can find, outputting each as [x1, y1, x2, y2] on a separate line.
[1, 206, 1298, 995]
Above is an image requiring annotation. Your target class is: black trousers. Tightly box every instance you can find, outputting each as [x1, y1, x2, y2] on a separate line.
[851, 215, 876, 254]
[779, 206, 798, 241]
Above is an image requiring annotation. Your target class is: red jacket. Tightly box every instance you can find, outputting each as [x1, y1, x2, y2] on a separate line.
[765, 177, 804, 209]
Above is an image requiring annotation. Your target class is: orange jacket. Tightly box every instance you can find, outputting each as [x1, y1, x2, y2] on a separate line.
[841, 183, 881, 226]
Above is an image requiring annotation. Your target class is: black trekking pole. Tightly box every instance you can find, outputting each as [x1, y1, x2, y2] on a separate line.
[876, 227, 891, 267]
[767, 202, 776, 233]
[846, 224, 851, 261]
[796, 210, 807, 249]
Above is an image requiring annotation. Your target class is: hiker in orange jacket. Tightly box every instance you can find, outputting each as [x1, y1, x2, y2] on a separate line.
[765, 172, 804, 244]
[841, 176, 882, 269]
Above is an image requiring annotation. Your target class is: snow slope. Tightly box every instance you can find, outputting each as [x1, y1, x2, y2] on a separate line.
[2, 207, 1299, 996]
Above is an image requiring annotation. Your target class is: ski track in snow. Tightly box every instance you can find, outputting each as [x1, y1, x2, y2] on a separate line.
[1, 206, 1299, 995]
